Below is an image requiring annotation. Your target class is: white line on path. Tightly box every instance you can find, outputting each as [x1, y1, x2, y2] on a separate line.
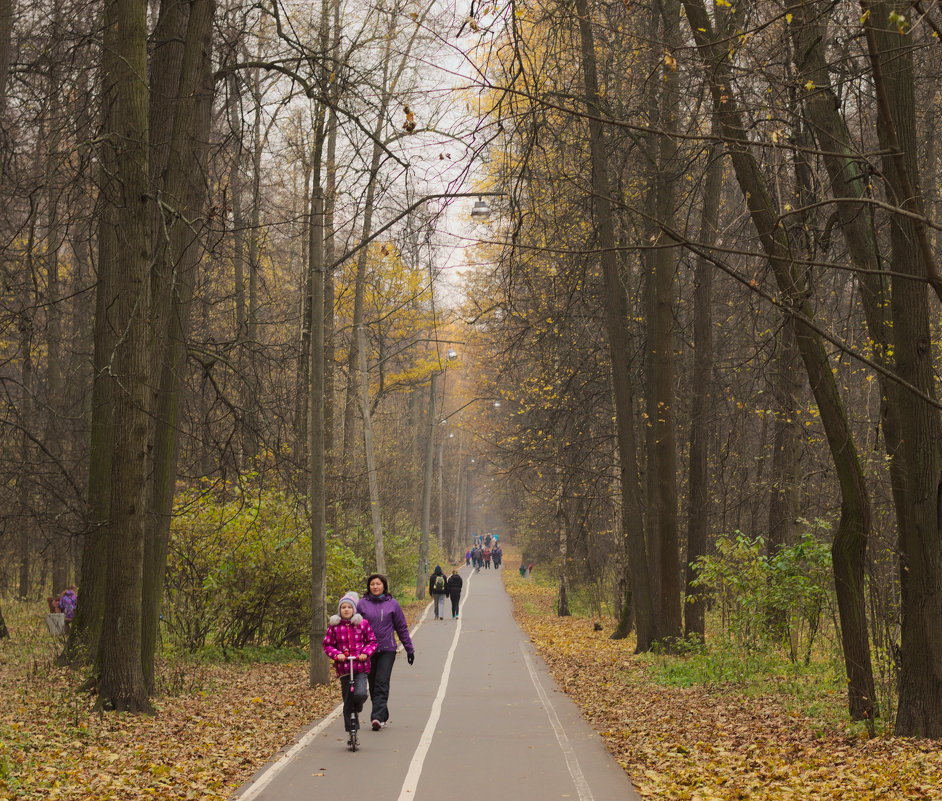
[522, 647, 596, 801]
[236, 598, 434, 801]
[235, 705, 341, 801]
[394, 571, 474, 801]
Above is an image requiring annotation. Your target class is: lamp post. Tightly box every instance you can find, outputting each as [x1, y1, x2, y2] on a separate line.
[415, 350, 458, 600]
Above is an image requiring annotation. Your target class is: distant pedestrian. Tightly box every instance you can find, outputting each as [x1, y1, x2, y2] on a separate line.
[357, 574, 415, 730]
[58, 586, 78, 630]
[446, 570, 463, 619]
[465, 549, 471, 566]
[323, 592, 377, 740]
[493, 545, 503, 569]
[429, 565, 448, 619]
[483, 548, 491, 569]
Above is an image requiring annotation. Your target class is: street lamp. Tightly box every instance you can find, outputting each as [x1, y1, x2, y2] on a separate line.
[417, 347, 460, 599]
[470, 196, 492, 218]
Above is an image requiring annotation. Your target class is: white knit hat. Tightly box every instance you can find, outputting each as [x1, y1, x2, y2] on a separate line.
[338, 591, 360, 613]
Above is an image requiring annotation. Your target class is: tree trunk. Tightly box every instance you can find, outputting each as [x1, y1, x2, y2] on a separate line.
[680, 0, 876, 720]
[574, 0, 655, 651]
[358, 325, 386, 575]
[684, 130, 721, 641]
[308, 181, 329, 687]
[415, 372, 437, 599]
[861, 0, 942, 736]
[0, 0, 12, 114]
[767, 318, 803, 554]
[18, 290, 33, 600]
[0, 604, 8, 639]
[142, 0, 214, 694]
[651, 0, 682, 644]
[95, 0, 153, 713]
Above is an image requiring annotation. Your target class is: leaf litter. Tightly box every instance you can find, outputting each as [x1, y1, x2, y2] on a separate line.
[504, 577, 942, 801]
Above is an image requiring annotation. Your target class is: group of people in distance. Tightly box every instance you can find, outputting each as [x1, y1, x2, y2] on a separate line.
[466, 532, 502, 571]
[322, 573, 415, 746]
[466, 543, 502, 571]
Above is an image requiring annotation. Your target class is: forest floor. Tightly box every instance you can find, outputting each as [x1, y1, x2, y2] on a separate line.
[0, 598, 425, 801]
[504, 569, 942, 800]
[4, 575, 942, 800]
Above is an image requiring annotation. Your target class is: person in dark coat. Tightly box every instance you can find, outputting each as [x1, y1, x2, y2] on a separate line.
[357, 574, 415, 730]
[446, 570, 463, 619]
[429, 565, 448, 620]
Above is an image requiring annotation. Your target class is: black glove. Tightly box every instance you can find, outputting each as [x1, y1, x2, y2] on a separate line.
[407, 652, 415, 665]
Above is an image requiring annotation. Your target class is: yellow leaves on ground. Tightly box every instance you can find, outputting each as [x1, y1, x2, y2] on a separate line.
[504, 576, 942, 801]
[1, 599, 427, 800]
[1, 657, 336, 801]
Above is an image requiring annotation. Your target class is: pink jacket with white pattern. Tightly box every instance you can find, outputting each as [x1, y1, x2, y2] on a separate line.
[322, 615, 378, 677]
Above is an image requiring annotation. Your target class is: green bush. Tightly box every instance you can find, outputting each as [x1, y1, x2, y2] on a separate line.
[691, 524, 833, 661]
[164, 485, 364, 652]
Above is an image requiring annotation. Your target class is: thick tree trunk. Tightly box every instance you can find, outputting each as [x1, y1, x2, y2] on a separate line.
[574, 0, 655, 651]
[861, 0, 942, 736]
[65, 186, 115, 667]
[684, 131, 721, 641]
[680, 0, 876, 720]
[142, 0, 214, 694]
[0, 0, 12, 114]
[96, 0, 153, 713]
[651, 0, 682, 643]
[0, 604, 8, 639]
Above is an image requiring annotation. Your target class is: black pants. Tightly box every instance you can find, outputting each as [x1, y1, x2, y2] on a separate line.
[367, 650, 396, 723]
[341, 671, 368, 731]
[450, 592, 461, 617]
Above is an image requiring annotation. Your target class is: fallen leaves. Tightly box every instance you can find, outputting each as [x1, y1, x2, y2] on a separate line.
[504, 575, 942, 801]
[1, 599, 427, 801]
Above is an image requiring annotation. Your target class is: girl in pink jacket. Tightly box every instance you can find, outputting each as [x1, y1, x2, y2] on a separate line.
[323, 592, 378, 738]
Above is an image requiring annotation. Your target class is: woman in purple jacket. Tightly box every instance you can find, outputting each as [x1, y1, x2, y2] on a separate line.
[356, 573, 415, 730]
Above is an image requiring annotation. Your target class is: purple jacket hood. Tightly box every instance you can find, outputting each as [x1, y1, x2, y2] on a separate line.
[357, 593, 414, 654]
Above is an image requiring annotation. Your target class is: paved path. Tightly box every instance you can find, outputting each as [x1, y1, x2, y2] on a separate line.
[232, 567, 641, 801]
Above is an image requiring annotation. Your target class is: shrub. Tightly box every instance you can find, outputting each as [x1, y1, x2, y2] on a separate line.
[164, 485, 364, 652]
[691, 523, 833, 661]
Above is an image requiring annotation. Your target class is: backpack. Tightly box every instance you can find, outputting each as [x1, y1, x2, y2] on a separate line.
[433, 574, 445, 592]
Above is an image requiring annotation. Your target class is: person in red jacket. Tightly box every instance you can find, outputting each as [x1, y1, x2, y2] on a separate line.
[323, 592, 378, 742]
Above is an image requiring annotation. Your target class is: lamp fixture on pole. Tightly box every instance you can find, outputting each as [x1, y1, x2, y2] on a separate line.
[470, 196, 492, 218]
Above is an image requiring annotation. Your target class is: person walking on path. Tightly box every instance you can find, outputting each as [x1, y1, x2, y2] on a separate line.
[446, 569, 463, 619]
[429, 565, 448, 620]
[322, 592, 378, 739]
[357, 574, 415, 730]
[483, 548, 492, 569]
[493, 545, 502, 569]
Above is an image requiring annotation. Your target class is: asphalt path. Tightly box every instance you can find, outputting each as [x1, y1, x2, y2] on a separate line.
[232, 566, 641, 801]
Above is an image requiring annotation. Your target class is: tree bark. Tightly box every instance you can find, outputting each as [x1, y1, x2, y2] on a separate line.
[142, 0, 215, 693]
[684, 130, 721, 641]
[574, 0, 655, 651]
[415, 372, 437, 598]
[679, 0, 876, 719]
[0, 0, 13, 115]
[308, 182, 329, 687]
[861, 0, 942, 736]
[358, 325, 386, 575]
[95, 0, 154, 713]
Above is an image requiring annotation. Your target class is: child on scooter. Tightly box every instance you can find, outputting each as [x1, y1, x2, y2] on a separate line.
[323, 592, 378, 743]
